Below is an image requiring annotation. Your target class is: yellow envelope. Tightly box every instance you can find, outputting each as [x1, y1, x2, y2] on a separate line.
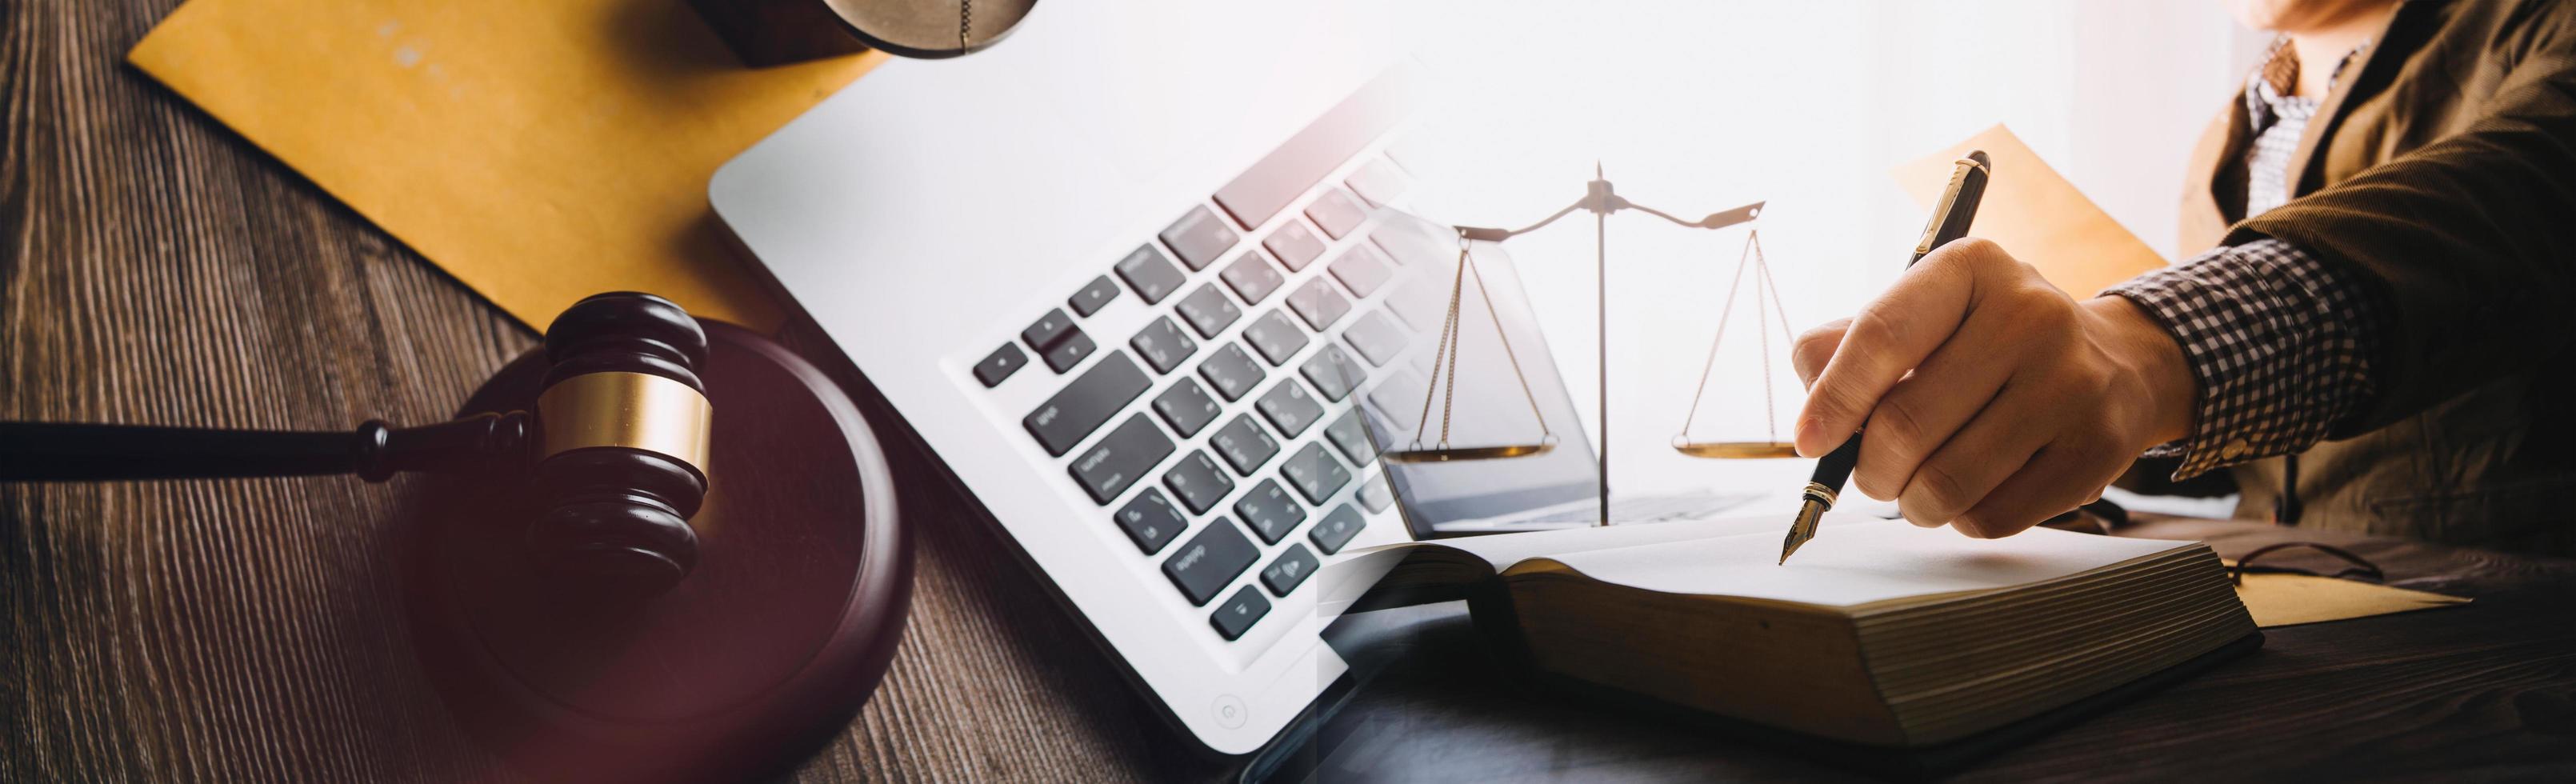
[1893, 124, 2168, 298]
[128, 0, 890, 331]
[2230, 570, 2470, 628]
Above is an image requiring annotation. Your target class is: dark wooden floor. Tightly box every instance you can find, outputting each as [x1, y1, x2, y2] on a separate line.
[2, 1, 1230, 780]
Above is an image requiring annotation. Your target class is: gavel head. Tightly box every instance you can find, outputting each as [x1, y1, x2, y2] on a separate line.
[525, 292, 713, 598]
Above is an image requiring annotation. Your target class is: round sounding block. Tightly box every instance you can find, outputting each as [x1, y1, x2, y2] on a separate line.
[402, 321, 910, 784]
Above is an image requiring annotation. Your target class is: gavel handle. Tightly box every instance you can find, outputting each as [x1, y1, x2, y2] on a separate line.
[0, 412, 531, 482]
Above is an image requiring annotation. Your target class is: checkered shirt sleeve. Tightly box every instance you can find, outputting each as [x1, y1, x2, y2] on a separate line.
[2102, 238, 2385, 478]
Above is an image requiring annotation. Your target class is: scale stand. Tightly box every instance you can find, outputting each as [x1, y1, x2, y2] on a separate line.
[1381, 163, 1792, 526]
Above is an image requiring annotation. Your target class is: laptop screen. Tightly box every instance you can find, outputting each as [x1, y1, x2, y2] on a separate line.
[1355, 212, 1602, 536]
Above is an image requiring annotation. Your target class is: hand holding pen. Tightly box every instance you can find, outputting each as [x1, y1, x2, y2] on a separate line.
[1778, 151, 2199, 559]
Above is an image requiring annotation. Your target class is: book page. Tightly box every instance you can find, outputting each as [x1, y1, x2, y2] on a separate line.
[1532, 518, 2193, 610]
[1350, 512, 1878, 572]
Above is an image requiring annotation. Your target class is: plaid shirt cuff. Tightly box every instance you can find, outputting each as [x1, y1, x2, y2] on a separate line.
[2103, 238, 2382, 479]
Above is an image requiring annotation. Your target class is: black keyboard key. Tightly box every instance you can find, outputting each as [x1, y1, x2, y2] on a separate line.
[1197, 343, 1266, 402]
[1210, 585, 1271, 641]
[1114, 489, 1187, 554]
[1233, 478, 1308, 543]
[1023, 352, 1152, 457]
[1305, 187, 1368, 240]
[1255, 378, 1326, 438]
[1128, 316, 1198, 374]
[1369, 218, 1450, 269]
[1210, 414, 1280, 476]
[1219, 251, 1286, 304]
[1344, 158, 1408, 208]
[1382, 279, 1447, 333]
[1260, 543, 1320, 596]
[1263, 219, 1328, 273]
[1212, 66, 1417, 229]
[1322, 409, 1375, 466]
[1160, 205, 1241, 270]
[1357, 478, 1394, 513]
[1328, 244, 1395, 298]
[1342, 310, 1409, 366]
[1041, 330, 1097, 373]
[1162, 450, 1236, 515]
[1366, 369, 1428, 433]
[1023, 308, 1078, 350]
[1310, 504, 1366, 554]
[1279, 442, 1351, 504]
[1173, 284, 1243, 338]
[1242, 310, 1310, 366]
[1382, 130, 1429, 172]
[1151, 378, 1222, 438]
[1163, 518, 1259, 606]
[1069, 275, 1121, 317]
[1069, 415, 1175, 505]
[974, 343, 1026, 387]
[1299, 344, 1365, 402]
[1284, 278, 1352, 331]
[1114, 245, 1188, 304]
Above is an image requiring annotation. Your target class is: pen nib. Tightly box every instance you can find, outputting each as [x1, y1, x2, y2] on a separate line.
[1778, 492, 1828, 565]
[1778, 528, 1810, 565]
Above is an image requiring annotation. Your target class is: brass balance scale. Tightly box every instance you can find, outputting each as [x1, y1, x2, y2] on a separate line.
[1380, 166, 1802, 521]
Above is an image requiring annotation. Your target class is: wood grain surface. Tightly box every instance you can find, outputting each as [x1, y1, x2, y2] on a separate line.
[14, 2, 2576, 783]
[2, 1, 1228, 781]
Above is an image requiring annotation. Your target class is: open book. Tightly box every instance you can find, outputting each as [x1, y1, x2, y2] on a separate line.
[1333, 514, 2257, 748]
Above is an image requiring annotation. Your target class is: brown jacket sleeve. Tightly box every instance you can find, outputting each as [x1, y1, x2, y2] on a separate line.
[2237, 1, 2576, 433]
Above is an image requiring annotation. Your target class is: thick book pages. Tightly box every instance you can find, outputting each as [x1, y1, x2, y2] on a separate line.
[1344, 514, 2256, 747]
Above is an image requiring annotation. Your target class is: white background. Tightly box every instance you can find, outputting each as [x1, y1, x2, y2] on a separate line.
[1394, 0, 2270, 505]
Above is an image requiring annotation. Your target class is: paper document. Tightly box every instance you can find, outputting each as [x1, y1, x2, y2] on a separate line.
[1538, 519, 2184, 609]
[1893, 124, 2169, 297]
[127, 0, 886, 330]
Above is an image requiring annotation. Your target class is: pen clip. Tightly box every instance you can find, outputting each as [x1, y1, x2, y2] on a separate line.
[1915, 157, 1990, 255]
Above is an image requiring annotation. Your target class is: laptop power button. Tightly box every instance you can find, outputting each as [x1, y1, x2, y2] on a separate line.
[1213, 694, 1248, 729]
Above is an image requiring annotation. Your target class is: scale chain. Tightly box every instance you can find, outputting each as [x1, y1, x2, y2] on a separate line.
[1466, 246, 1553, 442]
[1753, 233, 1777, 445]
[1414, 238, 1474, 448]
[1678, 230, 1759, 438]
[1756, 232, 1798, 444]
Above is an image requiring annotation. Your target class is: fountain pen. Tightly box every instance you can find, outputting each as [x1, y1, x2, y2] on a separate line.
[1781, 150, 1991, 564]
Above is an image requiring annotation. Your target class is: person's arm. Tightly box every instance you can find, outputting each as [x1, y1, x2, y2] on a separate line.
[2230, 11, 2576, 430]
[1791, 4, 2576, 538]
[2103, 238, 2386, 480]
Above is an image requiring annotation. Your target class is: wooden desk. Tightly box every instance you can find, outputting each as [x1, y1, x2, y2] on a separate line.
[2, 2, 1225, 780]
[7, 3, 2575, 782]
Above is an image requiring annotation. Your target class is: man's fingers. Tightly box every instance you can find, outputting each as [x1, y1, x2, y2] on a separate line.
[1953, 442, 2127, 538]
[1794, 239, 2005, 457]
[1888, 382, 2049, 523]
[1791, 318, 1851, 387]
[1851, 309, 2019, 502]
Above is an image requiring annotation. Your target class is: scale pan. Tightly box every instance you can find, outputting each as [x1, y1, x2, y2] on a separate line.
[1379, 442, 1556, 463]
[1672, 441, 1800, 459]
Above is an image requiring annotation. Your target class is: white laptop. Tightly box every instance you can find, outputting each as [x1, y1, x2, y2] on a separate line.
[710, 0, 1751, 756]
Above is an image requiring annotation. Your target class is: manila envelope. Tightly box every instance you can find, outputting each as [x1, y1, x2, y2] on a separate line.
[128, 0, 890, 331]
[1893, 124, 2168, 297]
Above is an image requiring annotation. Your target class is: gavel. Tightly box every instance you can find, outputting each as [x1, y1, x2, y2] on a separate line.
[0, 292, 714, 598]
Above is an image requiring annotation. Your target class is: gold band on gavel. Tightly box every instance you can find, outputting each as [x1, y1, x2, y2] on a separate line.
[535, 371, 714, 473]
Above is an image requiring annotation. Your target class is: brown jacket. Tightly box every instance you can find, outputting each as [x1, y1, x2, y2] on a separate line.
[2176, 0, 2576, 554]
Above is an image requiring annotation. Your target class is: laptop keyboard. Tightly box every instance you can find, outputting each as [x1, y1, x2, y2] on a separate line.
[1517, 490, 1768, 526]
[974, 71, 1427, 646]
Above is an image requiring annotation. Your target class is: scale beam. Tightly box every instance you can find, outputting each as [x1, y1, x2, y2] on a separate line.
[1392, 164, 1786, 528]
